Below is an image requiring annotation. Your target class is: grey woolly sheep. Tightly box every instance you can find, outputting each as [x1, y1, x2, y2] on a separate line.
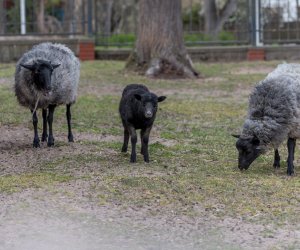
[119, 84, 166, 163]
[234, 63, 300, 175]
[15, 42, 80, 147]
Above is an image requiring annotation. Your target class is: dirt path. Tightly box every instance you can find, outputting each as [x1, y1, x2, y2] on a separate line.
[1, 184, 299, 250]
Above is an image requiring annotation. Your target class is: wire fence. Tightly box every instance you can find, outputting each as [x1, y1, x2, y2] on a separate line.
[0, 0, 87, 36]
[1, 0, 300, 46]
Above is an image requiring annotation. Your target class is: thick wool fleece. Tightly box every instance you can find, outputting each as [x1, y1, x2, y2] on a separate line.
[15, 42, 80, 110]
[241, 63, 300, 151]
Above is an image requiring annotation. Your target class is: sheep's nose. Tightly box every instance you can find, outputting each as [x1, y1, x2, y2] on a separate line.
[145, 111, 153, 118]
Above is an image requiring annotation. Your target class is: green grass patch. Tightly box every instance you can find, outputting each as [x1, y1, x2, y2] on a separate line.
[0, 173, 72, 194]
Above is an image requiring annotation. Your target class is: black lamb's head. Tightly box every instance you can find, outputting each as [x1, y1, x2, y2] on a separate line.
[233, 134, 263, 170]
[134, 93, 166, 119]
[20, 59, 60, 95]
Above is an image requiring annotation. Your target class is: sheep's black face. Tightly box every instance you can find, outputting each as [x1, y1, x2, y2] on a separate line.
[235, 136, 262, 170]
[20, 60, 60, 96]
[134, 93, 166, 119]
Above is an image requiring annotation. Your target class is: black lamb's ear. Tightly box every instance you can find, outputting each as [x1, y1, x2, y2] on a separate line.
[51, 63, 61, 69]
[157, 96, 166, 102]
[231, 134, 240, 139]
[134, 94, 142, 101]
[20, 64, 35, 71]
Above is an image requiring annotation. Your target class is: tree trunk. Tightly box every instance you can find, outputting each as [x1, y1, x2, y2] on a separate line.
[0, 0, 5, 34]
[126, 0, 198, 78]
[36, 0, 45, 33]
[204, 0, 237, 38]
[104, 0, 113, 36]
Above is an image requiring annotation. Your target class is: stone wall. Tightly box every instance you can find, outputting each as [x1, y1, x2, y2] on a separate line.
[0, 36, 94, 62]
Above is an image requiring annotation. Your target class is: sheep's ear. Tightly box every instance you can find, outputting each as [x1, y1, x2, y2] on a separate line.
[158, 96, 166, 102]
[134, 94, 142, 101]
[231, 134, 240, 138]
[51, 63, 61, 69]
[20, 64, 35, 71]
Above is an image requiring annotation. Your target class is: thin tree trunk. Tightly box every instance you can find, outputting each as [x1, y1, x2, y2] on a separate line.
[126, 0, 198, 78]
[36, 0, 45, 33]
[0, 0, 4, 34]
[204, 0, 237, 38]
[104, 0, 113, 36]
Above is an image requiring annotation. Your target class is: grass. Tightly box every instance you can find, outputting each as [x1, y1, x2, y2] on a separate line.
[0, 60, 299, 227]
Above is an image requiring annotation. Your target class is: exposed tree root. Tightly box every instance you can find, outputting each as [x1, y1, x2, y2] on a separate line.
[126, 52, 199, 79]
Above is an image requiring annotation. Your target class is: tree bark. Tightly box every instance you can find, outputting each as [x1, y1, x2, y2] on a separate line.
[36, 0, 45, 34]
[0, 0, 5, 34]
[204, 0, 237, 38]
[126, 0, 198, 78]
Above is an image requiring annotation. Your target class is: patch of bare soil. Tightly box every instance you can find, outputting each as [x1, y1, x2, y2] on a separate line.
[231, 66, 274, 75]
[0, 180, 299, 250]
[79, 82, 123, 97]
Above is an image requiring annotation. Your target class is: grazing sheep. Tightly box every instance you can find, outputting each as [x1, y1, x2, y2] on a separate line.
[15, 42, 80, 147]
[234, 63, 300, 175]
[119, 84, 166, 163]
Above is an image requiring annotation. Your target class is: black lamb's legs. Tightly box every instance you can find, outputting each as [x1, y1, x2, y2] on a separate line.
[31, 110, 40, 148]
[141, 127, 151, 163]
[287, 138, 296, 176]
[66, 104, 74, 142]
[121, 128, 129, 153]
[128, 126, 137, 163]
[47, 104, 56, 147]
[273, 149, 280, 169]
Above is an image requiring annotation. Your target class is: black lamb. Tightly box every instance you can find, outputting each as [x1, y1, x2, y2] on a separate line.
[119, 84, 166, 163]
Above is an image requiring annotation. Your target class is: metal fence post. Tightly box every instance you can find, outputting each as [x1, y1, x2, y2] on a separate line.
[251, 0, 263, 46]
[20, 0, 26, 34]
[88, 0, 93, 36]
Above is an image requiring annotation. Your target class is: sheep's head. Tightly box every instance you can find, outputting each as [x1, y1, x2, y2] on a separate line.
[233, 135, 263, 170]
[134, 93, 166, 119]
[20, 59, 60, 96]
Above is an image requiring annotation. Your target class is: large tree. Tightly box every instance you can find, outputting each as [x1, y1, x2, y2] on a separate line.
[126, 0, 198, 78]
[204, 0, 237, 38]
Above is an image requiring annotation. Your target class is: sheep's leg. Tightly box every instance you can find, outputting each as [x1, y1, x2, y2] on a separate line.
[47, 104, 56, 147]
[41, 108, 48, 142]
[141, 127, 151, 163]
[287, 138, 296, 176]
[66, 104, 74, 142]
[31, 110, 40, 148]
[273, 149, 280, 169]
[121, 127, 129, 152]
[128, 126, 137, 163]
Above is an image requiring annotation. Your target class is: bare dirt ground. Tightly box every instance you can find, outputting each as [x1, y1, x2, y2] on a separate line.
[1, 126, 299, 250]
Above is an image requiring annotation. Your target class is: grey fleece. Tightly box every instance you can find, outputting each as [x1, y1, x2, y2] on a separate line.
[14, 42, 80, 110]
[241, 63, 300, 151]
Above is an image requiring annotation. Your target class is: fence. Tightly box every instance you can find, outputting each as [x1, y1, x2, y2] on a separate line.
[0, 0, 89, 36]
[1, 0, 300, 47]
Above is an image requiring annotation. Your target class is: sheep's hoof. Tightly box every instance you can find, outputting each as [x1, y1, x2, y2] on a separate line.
[273, 162, 280, 169]
[33, 140, 40, 148]
[47, 137, 55, 147]
[41, 133, 48, 142]
[121, 147, 127, 153]
[130, 156, 136, 163]
[68, 134, 74, 142]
